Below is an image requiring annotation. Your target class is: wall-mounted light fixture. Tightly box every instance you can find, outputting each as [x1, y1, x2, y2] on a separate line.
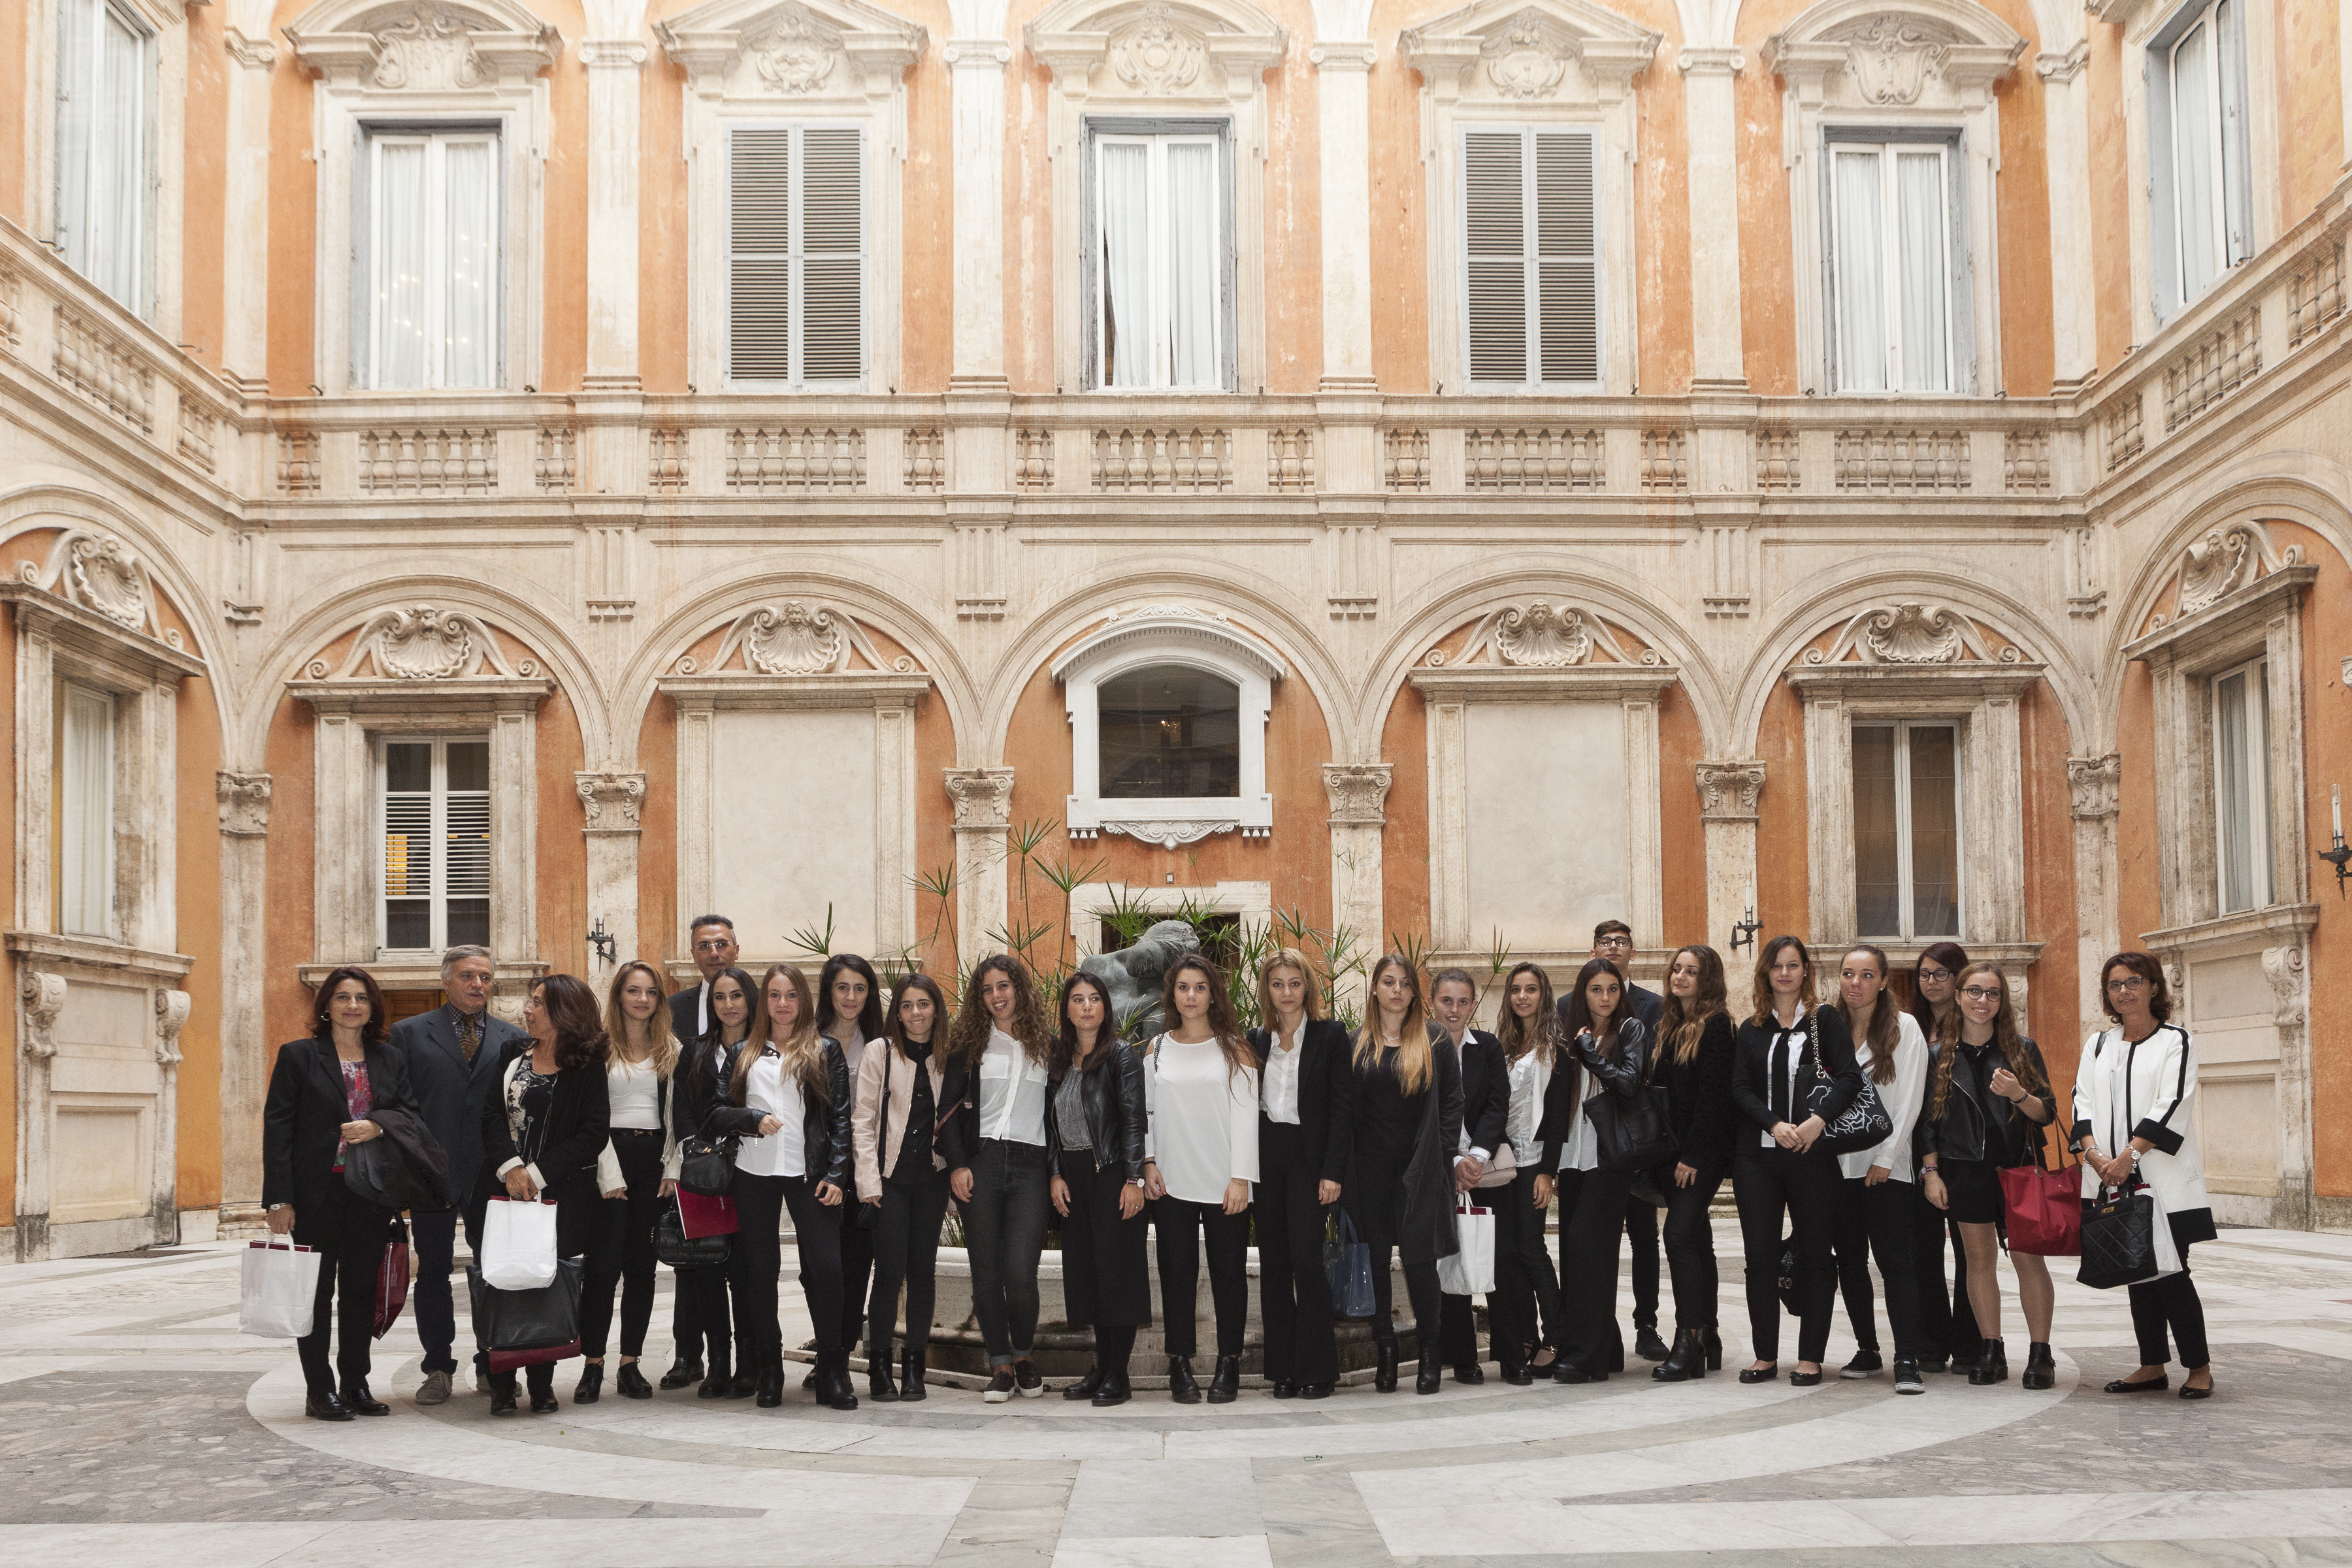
[2319, 785, 2350, 900]
[587, 915, 617, 965]
[1729, 906, 1763, 953]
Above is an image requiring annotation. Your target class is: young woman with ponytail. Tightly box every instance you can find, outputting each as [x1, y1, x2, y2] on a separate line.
[1828, 946, 1930, 1393]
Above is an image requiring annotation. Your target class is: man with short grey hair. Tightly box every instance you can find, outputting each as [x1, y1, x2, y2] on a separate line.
[391, 944, 525, 1403]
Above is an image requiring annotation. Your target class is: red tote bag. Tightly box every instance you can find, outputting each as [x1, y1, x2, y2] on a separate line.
[2001, 1133, 2082, 1256]
[373, 1220, 412, 1339]
[677, 1187, 740, 1240]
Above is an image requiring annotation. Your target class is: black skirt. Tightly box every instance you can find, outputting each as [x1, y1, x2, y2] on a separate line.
[1059, 1156, 1151, 1328]
[1939, 1158, 2006, 1226]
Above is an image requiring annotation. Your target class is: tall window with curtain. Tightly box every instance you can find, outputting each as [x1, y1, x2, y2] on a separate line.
[1090, 125, 1229, 391]
[1827, 139, 1957, 393]
[2161, 0, 2251, 311]
[58, 682, 117, 938]
[1852, 721, 1961, 940]
[53, 0, 152, 314]
[365, 127, 500, 390]
[379, 736, 492, 955]
[727, 124, 865, 387]
[2211, 657, 2272, 913]
[1460, 126, 1599, 387]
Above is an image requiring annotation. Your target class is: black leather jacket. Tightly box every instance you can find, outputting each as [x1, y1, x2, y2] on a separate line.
[707, 1036, 855, 1190]
[1045, 1041, 1146, 1183]
[1924, 1034, 2053, 1168]
[1573, 1017, 1650, 1100]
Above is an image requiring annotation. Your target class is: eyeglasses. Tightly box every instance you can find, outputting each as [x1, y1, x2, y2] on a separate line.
[1917, 968, 1952, 983]
[1960, 987, 2003, 1002]
[2106, 976, 2148, 993]
[1596, 935, 1633, 950]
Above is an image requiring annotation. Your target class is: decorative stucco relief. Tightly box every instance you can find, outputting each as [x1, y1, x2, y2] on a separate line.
[314, 604, 529, 681]
[1427, 600, 1661, 669]
[1803, 602, 2023, 667]
[685, 601, 917, 677]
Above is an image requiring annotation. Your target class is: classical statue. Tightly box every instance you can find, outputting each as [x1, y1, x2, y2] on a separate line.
[1079, 919, 1201, 1041]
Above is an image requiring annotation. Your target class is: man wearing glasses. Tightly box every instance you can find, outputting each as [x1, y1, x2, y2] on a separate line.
[659, 915, 742, 1390]
[1559, 921, 1670, 1362]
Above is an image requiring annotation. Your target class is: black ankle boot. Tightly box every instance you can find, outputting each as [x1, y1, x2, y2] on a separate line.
[1374, 1338, 1399, 1392]
[820, 1350, 860, 1410]
[756, 1367, 785, 1407]
[1093, 1361, 1133, 1407]
[868, 1344, 900, 1402]
[899, 1348, 928, 1401]
[1415, 1355, 1443, 1395]
[572, 1363, 604, 1405]
[1207, 1354, 1241, 1403]
[2022, 1341, 2056, 1390]
[1969, 1338, 2010, 1385]
[1168, 1356, 1201, 1404]
[1653, 1328, 1707, 1382]
[698, 1353, 733, 1399]
[1703, 1328, 1723, 1371]
[615, 1362, 653, 1399]
[1065, 1362, 1106, 1401]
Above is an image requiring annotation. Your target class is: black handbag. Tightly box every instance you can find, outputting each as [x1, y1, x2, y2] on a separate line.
[653, 1201, 730, 1267]
[1584, 1031, 1677, 1174]
[2077, 1184, 2164, 1289]
[1805, 1035, 1894, 1156]
[678, 1134, 738, 1196]
[466, 1256, 584, 1352]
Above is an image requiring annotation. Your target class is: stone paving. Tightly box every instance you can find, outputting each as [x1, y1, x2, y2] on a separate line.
[3, 1222, 2350, 1566]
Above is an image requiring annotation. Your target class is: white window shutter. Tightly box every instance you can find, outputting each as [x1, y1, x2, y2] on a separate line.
[797, 126, 864, 384]
[1462, 129, 1527, 384]
[729, 128, 794, 382]
[1534, 130, 1599, 384]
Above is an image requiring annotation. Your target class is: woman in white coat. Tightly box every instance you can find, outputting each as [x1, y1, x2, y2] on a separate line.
[1827, 946, 1930, 1394]
[2075, 951, 2216, 1400]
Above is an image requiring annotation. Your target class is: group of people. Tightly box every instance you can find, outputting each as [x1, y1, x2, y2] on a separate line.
[258, 916, 2219, 1421]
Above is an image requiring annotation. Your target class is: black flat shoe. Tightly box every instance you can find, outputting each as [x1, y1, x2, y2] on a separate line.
[1270, 1379, 1299, 1399]
[1635, 1328, 1671, 1362]
[1298, 1382, 1333, 1400]
[727, 1373, 757, 1399]
[696, 1374, 728, 1399]
[2021, 1343, 2056, 1391]
[1893, 1358, 1925, 1394]
[1168, 1356, 1202, 1404]
[1790, 1369, 1823, 1387]
[1014, 1359, 1043, 1398]
[340, 1383, 389, 1416]
[1738, 1365, 1779, 1384]
[305, 1390, 355, 1422]
[1065, 1364, 1107, 1401]
[1207, 1355, 1241, 1404]
[1500, 1365, 1535, 1386]
[2179, 1380, 2213, 1400]
[659, 1356, 703, 1391]
[573, 1364, 604, 1405]
[1373, 1341, 1399, 1393]
[1415, 1362, 1442, 1394]
[529, 1388, 561, 1414]
[1452, 1362, 1485, 1385]
[1840, 1350, 1882, 1379]
[615, 1362, 653, 1399]
[1551, 1365, 1591, 1384]
[1916, 1354, 1950, 1375]
[756, 1369, 784, 1407]
[1092, 1368, 1133, 1407]
[2104, 1373, 2169, 1394]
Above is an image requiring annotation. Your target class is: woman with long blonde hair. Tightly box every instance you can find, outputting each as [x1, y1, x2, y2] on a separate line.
[1649, 945, 1735, 1382]
[578, 961, 683, 1403]
[1344, 955, 1463, 1394]
[1247, 949, 1354, 1398]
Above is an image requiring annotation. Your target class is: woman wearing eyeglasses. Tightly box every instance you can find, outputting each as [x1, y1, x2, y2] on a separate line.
[2076, 952, 2215, 1400]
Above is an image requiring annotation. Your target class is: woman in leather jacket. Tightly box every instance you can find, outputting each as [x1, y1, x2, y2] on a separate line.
[1921, 962, 2057, 1389]
[674, 968, 755, 1399]
[718, 963, 856, 1410]
[1045, 972, 1148, 1406]
[1542, 957, 1653, 1382]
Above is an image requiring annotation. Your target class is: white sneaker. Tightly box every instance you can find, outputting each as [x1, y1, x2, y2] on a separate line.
[415, 1370, 453, 1405]
[984, 1369, 1016, 1403]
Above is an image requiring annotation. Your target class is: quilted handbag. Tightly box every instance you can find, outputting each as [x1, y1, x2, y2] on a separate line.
[2078, 1182, 2179, 1290]
[655, 1200, 731, 1267]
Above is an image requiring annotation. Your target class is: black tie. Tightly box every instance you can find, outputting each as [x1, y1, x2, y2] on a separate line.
[1769, 1030, 1792, 1126]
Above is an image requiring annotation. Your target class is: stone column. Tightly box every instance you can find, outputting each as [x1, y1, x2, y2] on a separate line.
[220, 0, 275, 395]
[578, 771, 647, 991]
[1696, 760, 1765, 955]
[1311, 41, 1377, 393]
[1322, 763, 1390, 1013]
[945, 12, 1011, 391]
[1678, 48, 1747, 391]
[216, 772, 272, 1233]
[2065, 755, 2119, 1044]
[14, 969, 67, 1261]
[155, 990, 191, 1243]
[581, 13, 649, 391]
[945, 768, 1016, 972]
[2038, 43, 2096, 391]
[2262, 942, 2313, 1231]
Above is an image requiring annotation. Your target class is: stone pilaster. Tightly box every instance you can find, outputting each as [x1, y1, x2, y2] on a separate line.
[1311, 41, 1377, 393]
[2038, 43, 2097, 391]
[945, 768, 1016, 971]
[1322, 762, 1391, 1013]
[581, 0, 650, 390]
[216, 770, 271, 1235]
[2066, 753, 2120, 1043]
[220, 0, 276, 395]
[1678, 48, 1747, 390]
[1696, 760, 1765, 955]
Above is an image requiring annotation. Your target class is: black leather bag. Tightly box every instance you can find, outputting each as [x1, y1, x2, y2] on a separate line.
[1807, 1047, 1894, 1156]
[1587, 1083, 1678, 1173]
[2078, 1184, 2167, 1290]
[466, 1256, 584, 1352]
[653, 1202, 730, 1267]
[678, 1134, 738, 1196]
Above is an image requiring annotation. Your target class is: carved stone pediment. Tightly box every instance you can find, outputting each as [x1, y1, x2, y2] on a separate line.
[308, 604, 532, 682]
[682, 601, 917, 677]
[1801, 602, 2022, 668]
[1026, 0, 1286, 99]
[1427, 600, 1661, 670]
[1400, 0, 1659, 105]
[656, 0, 924, 101]
[2139, 519, 2306, 634]
[25, 528, 161, 639]
[1761, 0, 2023, 106]
[284, 0, 563, 89]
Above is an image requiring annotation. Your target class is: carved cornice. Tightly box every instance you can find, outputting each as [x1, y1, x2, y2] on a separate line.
[1401, 0, 1661, 103]
[2034, 39, 2085, 84]
[1675, 44, 1742, 74]
[309, 604, 529, 682]
[690, 600, 914, 678]
[1024, 0, 1288, 95]
[224, 27, 279, 68]
[0, 583, 206, 685]
[1695, 760, 1766, 821]
[217, 772, 273, 837]
[656, 0, 926, 100]
[2065, 754, 2119, 821]
[1051, 603, 1286, 685]
[1322, 762, 1392, 826]
[944, 767, 1017, 832]
[1761, 1, 2025, 104]
[284, 0, 564, 90]
[1433, 600, 1661, 672]
[576, 771, 647, 834]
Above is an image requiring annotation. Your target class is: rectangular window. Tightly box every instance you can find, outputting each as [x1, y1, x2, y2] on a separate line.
[2163, 0, 2250, 310]
[54, 0, 151, 313]
[1462, 127, 1599, 388]
[727, 125, 864, 387]
[1852, 721, 1960, 939]
[380, 737, 491, 955]
[365, 128, 500, 390]
[1827, 140, 1955, 393]
[2212, 657, 2272, 913]
[58, 682, 116, 938]
[1091, 127, 1230, 391]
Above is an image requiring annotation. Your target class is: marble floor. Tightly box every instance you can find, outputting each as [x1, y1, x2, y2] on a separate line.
[5, 1220, 2351, 1567]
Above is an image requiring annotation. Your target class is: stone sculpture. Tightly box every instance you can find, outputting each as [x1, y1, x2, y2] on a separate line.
[1079, 919, 1201, 1041]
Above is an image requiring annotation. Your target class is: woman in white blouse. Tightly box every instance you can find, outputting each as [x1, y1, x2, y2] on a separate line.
[1827, 945, 1929, 1394]
[580, 961, 681, 1403]
[813, 953, 886, 1393]
[1143, 955, 1261, 1404]
[1492, 962, 1563, 1383]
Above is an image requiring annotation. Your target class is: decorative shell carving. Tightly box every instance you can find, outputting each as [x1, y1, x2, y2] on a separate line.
[1443, 600, 1658, 669]
[1840, 16, 1946, 105]
[2176, 526, 2255, 615]
[372, 5, 488, 90]
[1111, 4, 1207, 94]
[1803, 602, 2020, 666]
[700, 600, 902, 677]
[33, 529, 157, 634]
[748, 3, 839, 93]
[331, 604, 521, 681]
[1482, 10, 1577, 99]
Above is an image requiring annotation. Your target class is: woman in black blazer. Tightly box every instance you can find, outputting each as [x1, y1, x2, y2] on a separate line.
[1545, 958, 1652, 1383]
[672, 966, 756, 1399]
[1047, 972, 1149, 1406]
[262, 965, 413, 1421]
[1492, 962, 1562, 1382]
[1729, 937, 1861, 1386]
[1429, 967, 1509, 1384]
[1650, 945, 1737, 1382]
[478, 973, 612, 1415]
[1247, 949, 1354, 1399]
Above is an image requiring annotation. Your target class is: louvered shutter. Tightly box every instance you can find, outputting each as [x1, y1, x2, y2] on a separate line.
[1462, 127, 1599, 386]
[1534, 130, 1599, 383]
[729, 128, 794, 381]
[798, 126, 864, 384]
[1463, 130, 1528, 384]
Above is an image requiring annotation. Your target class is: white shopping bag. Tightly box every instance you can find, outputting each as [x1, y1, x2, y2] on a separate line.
[1436, 1201, 1495, 1296]
[239, 1241, 320, 1339]
[480, 1196, 561, 1290]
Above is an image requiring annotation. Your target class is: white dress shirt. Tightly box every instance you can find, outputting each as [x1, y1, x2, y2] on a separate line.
[1760, 1004, 1812, 1150]
[1507, 1049, 1552, 1171]
[735, 1051, 808, 1179]
[1145, 1034, 1261, 1204]
[608, 1057, 662, 1130]
[1838, 1012, 1929, 1182]
[977, 1028, 1048, 1147]
[1261, 1021, 1305, 1124]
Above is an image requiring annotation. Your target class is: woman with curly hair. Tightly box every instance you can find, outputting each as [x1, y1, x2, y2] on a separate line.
[1490, 961, 1562, 1382]
[854, 972, 955, 1401]
[936, 954, 1056, 1401]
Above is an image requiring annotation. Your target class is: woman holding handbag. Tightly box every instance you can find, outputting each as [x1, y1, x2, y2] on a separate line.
[1431, 968, 1511, 1385]
[1492, 962, 1563, 1382]
[479, 974, 613, 1416]
[2076, 952, 2216, 1400]
[580, 962, 681, 1403]
[815, 954, 887, 1389]
[1049, 972, 1150, 1406]
[674, 966, 756, 1400]
[1729, 937, 1861, 1387]
[1651, 946, 1735, 1383]
[1249, 949, 1354, 1399]
[1544, 958, 1653, 1384]
[855, 972, 953, 1402]
[1827, 946, 1929, 1394]
[1921, 963, 2057, 1388]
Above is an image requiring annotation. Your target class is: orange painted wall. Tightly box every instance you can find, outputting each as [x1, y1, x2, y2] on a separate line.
[1658, 681, 1706, 943]
[266, 28, 318, 393]
[1752, 679, 1809, 938]
[1633, 2, 1693, 397]
[1731, 26, 1799, 395]
[540, 0, 589, 396]
[636, 695, 679, 961]
[640, 7, 689, 393]
[1379, 680, 1432, 951]
[2085, 25, 2134, 374]
[182, 5, 228, 374]
[1367, 2, 1431, 393]
[536, 684, 590, 981]
[0, 0, 23, 223]
[1991, 57, 2053, 395]
[261, 696, 318, 1053]
[2018, 675, 2078, 1090]
[2112, 658, 2160, 951]
[2278, 0, 2348, 222]
[900, 0, 953, 395]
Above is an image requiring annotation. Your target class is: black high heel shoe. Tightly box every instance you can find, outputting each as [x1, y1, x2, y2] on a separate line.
[1415, 1358, 1443, 1394]
[1652, 1328, 1707, 1382]
[1373, 1339, 1399, 1392]
[1703, 1328, 1723, 1372]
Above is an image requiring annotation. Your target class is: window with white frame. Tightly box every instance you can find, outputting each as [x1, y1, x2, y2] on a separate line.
[363, 127, 500, 390]
[54, 0, 152, 314]
[1827, 138, 1959, 393]
[1462, 127, 1599, 388]
[2152, 0, 2250, 314]
[727, 124, 865, 387]
[1852, 721, 1960, 939]
[379, 736, 491, 954]
[2211, 655, 2271, 913]
[58, 681, 116, 938]
[1086, 122, 1232, 391]
[1098, 667, 1241, 800]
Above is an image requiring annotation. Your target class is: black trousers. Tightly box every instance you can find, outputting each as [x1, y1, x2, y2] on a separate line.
[1255, 1121, 1337, 1384]
[1733, 1146, 1840, 1364]
[1155, 1195, 1251, 1359]
[1661, 1166, 1725, 1332]
[2129, 1252, 2210, 1370]
[1908, 1182, 1979, 1358]
[1833, 1175, 1923, 1358]
[1367, 1243, 1441, 1355]
[1060, 1158, 1150, 1329]
[1558, 1164, 1635, 1375]
[676, 1258, 738, 1377]
[582, 1129, 665, 1360]
[960, 1139, 1051, 1365]
[867, 1164, 953, 1357]
[836, 1209, 874, 1352]
[1623, 1195, 1661, 1331]
[293, 1183, 395, 1396]
[410, 1198, 483, 1376]
[1491, 1164, 1560, 1365]
[734, 1171, 845, 1373]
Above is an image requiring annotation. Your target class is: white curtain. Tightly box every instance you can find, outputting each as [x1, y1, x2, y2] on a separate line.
[54, 0, 94, 282]
[1164, 140, 1219, 387]
[2214, 668, 2255, 911]
[1895, 150, 1949, 391]
[1832, 148, 1886, 392]
[2172, 17, 2220, 301]
[442, 138, 497, 388]
[61, 685, 114, 938]
[2215, 0, 2249, 266]
[95, 10, 142, 308]
[374, 139, 429, 389]
[1099, 140, 1149, 387]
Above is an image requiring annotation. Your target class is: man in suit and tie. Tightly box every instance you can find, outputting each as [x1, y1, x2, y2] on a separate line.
[1558, 919, 1671, 1363]
[658, 914, 739, 1390]
[391, 944, 525, 1405]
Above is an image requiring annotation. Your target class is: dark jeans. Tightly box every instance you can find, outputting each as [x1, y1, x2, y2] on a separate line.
[734, 1171, 845, 1374]
[1255, 1120, 1337, 1384]
[582, 1129, 664, 1360]
[1733, 1147, 1840, 1365]
[1833, 1175, 1923, 1358]
[1909, 1181, 1979, 1358]
[1558, 1164, 1635, 1375]
[676, 1259, 738, 1379]
[293, 1184, 395, 1396]
[410, 1198, 484, 1376]
[2130, 1253, 2210, 1370]
[1368, 1243, 1441, 1355]
[868, 1165, 952, 1357]
[1623, 1194, 1660, 1331]
[1156, 1196, 1251, 1359]
[1661, 1167, 1725, 1332]
[1491, 1164, 1560, 1366]
[836, 1210, 874, 1353]
[960, 1139, 1051, 1365]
